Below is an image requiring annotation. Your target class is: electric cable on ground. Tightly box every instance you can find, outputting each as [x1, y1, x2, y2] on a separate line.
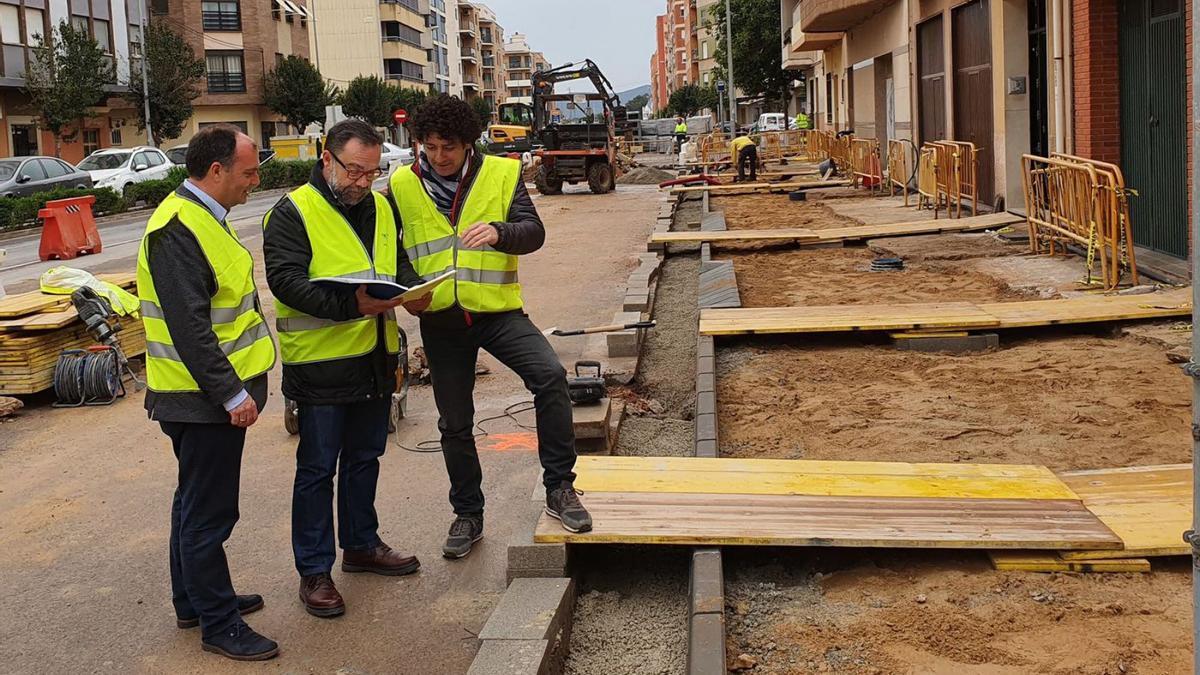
[396, 400, 537, 453]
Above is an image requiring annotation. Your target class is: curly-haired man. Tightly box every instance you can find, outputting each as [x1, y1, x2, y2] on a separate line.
[389, 94, 591, 559]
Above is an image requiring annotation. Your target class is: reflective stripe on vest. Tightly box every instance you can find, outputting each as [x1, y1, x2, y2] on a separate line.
[268, 183, 400, 365]
[391, 155, 523, 313]
[136, 191, 277, 393]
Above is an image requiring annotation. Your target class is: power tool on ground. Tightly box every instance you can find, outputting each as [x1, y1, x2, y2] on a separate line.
[567, 361, 607, 405]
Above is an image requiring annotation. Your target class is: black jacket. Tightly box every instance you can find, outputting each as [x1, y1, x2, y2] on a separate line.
[263, 162, 421, 406]
[144, 185, 269, 424]
[390, 151, 546, 257]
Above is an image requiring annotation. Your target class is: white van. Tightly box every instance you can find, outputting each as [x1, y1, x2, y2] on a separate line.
[757, 113, 787, 132]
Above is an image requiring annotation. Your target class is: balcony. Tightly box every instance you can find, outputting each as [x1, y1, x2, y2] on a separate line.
[459, 20, 477, 36]
[799, 0, 896, 32]
[380, 0, 428, 14]
[480, 28, 493, 44]
[482, 56, 495, 67]
[207, 71, 246, 93]
[463, 76, 480, 90]
[790, 27, 843, 52]
[462, 46, 477, 62]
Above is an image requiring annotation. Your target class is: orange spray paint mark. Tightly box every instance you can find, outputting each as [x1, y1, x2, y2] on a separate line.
[480, 432, 538, 452]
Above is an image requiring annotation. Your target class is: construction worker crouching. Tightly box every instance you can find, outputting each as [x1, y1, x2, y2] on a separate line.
[731, 134, 758, 183]
[137, 124, 279, 661]
[262, 119, 425, 620]
[389, 94, 591, 559]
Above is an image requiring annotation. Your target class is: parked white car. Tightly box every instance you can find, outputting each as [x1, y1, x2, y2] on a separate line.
[380, 142, 414, 172]
[77, 147, 173, 195]
[756, 113, 788, 132]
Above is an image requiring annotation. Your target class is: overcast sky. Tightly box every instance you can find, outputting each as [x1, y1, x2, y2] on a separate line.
[478, 0, 660, 93]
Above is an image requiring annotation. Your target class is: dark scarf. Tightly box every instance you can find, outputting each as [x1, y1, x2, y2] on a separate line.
[418, 149, 472, 217]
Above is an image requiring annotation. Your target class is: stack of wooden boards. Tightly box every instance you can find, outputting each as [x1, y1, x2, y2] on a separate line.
[0, 272, 145, 395]
[535, 457, 1190, 573]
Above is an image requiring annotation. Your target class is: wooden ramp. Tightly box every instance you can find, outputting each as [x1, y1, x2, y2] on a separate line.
[699, 287, 1192, 336]
[534, 457, 1121, 549]
[1056, 464, 1191, 560]
[650, 212, 1021, 246]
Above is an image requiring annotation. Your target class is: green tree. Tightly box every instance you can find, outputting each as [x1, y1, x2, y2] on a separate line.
[341, 75, 402, 128]
[711, 0, 792, 111]
[470, 97, 493, 129]
[122, 21, 205, 145]
[667, 84, 706, 117]
[264, 55, 338, 133]
[626, 93, 650, 112]
[23, 21, 113, 157]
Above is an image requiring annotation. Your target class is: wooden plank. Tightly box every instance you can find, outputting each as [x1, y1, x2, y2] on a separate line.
[0, 271, 137, 319]
[699, 302, 1001, 336]
[988, 550, 1151, 573]
[648, 212, 1021, 245]
[668, 179, 852, 195]
[533, 492, 1121, 549]
[1057, 464, 1191, 560]
[699, 289, 1192, 336]
[569, 456, 1082, 501]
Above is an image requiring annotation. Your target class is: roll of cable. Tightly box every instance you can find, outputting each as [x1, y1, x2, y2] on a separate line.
[870, 257, 905, 272]
[53, 350, 87, 406]
[82, 348, 121, 403]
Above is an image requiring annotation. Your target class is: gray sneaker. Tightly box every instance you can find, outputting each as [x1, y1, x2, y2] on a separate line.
[546, 483, 592, 533]
[442, 515, 483, 559]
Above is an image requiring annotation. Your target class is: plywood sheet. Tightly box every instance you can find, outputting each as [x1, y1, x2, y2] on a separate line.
[569, 455, 1081, 501]
[700, 301, 1001, 336]
[649, 212, 1021, 245]
[668, 179, 852, 195]
[1057, 464, 1191, 560]
[988, 550, 1151, 573]
[533, 491, 1121, 549]
[699, 289, 1192, 336]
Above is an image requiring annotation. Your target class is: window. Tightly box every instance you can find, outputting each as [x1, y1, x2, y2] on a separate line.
[39, 158, 68, 178]
[82, 129, 100, 155]
[148, 150, 166, 166]
[701, 41, 708, 59]
[70, 15, 88, 33]
[202, 0, 240, 31]
[200, 120, 248, 133]
[382, 21, 422, 46]
[272, 1, 280, 20]
[0, 5, 19, 45]
[110, 128, 123, 145]
[94, 19, 110, 52]
[19, 159, 46, 181]
[24, 7, 43, 44]
[384, 58, 423, 82]
[206, 50, 245, 92]
[507, 55, 520, 69]
[151, 0, 168, 13]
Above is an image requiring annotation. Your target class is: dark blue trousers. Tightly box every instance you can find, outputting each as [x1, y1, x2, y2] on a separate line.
[291, 398, 390, 576]
[163, 420, 245, 639]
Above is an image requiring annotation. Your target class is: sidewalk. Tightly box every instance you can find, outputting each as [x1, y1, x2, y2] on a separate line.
[0, 184, 660, 673]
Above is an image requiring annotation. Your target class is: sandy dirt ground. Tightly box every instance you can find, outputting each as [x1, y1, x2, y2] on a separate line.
[709, 185, 1192, 673]
[0, 183, 659, 673]
[713, 194, 865, 231]
[724, 245, 1038, 307]
[724, 548, 1191, 675]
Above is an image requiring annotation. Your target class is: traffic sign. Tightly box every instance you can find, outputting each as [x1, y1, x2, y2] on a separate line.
[393, 109, 408, 125]
[716, 80, 726, 92]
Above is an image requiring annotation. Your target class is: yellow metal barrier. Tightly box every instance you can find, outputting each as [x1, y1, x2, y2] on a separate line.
[887, 140, 910, 206]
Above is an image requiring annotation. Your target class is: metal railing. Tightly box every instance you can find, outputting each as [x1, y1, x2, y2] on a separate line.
[207, 71, 245, 93]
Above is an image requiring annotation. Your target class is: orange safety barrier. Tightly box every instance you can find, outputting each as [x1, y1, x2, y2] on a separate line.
[38, 195, 101, 261]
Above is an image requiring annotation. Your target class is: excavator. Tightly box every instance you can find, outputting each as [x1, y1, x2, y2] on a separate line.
[486, 59, 629, 194]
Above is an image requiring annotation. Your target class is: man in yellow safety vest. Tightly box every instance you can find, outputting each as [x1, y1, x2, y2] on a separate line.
[730, 135, 759, 182]
[137, 124, 278, 661]
[389, 94, 591, 560]
[262, 119, 425, 619]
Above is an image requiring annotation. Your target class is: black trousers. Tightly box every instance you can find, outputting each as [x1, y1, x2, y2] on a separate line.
[291, 398, 389, 576]
[737, 146, 758, 182]
[162, 420, 245, 639]
[420, 309, 577, 516]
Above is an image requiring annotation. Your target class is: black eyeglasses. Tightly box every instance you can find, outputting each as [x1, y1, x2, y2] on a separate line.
[330, 151, 383, 181]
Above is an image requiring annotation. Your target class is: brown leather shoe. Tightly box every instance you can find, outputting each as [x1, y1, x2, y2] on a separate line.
[299, 573, 345, 618]
[341, 541, 421, 576]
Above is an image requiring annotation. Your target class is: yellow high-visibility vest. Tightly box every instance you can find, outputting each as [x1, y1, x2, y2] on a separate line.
[136, 192, 276, 392]
[675, 122, 688, 134]
[267, 183, 400, 365]
[730, 136, 756, 157]
[390, 155, 523, 313]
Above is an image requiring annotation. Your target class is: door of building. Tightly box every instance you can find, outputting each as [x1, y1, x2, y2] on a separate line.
[1119, 0, 1187, 258]
[873, 54, 894, 149]
[1028, 0, 1049, 156]
[916, 15, 946, 145]
[11, 125, 36, 156]
[952, 0, 995, 204]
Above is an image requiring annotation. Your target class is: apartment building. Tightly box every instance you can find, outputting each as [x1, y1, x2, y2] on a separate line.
[695, 0, 718, 89]
[650, 13, 668, 111]
[502, 31, 547, 106]
[428, 0, 460, 95]
[475, 2, 503, 116]
[0, 0, 143, 161]
[456, 0, 479, 100]
[308, 0, 431, 92]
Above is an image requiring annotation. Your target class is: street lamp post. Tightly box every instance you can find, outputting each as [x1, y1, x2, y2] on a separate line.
[137, 0, 152, 146]
[725, 0, 736, 129]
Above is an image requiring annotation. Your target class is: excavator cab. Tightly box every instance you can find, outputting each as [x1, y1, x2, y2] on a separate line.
[487, 103, 534, 152]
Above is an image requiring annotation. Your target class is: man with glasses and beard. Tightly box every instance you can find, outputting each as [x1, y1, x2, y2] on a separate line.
[262, 119, 428, 619]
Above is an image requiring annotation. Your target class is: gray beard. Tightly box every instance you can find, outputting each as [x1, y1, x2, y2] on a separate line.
[329, 170, 366, 207]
